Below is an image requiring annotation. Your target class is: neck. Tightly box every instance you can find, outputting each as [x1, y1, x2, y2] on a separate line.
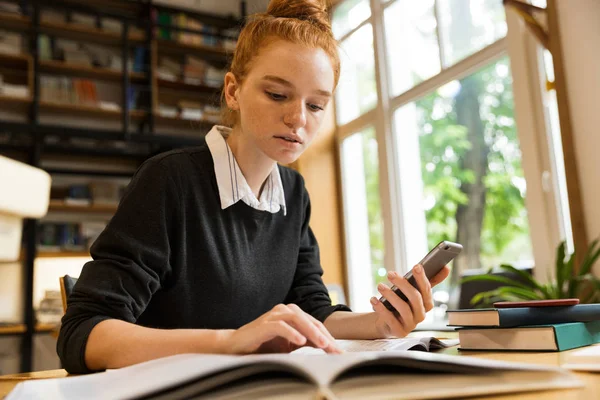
[226, 126, 276, 198]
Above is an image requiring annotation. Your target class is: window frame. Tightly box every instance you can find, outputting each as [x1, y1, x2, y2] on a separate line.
[333, 0, 565, 308]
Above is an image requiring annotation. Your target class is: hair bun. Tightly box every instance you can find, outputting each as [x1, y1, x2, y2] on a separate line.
[266, 0, 331, 30]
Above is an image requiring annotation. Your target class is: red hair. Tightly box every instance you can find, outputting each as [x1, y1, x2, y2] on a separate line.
[221, 0, 340, 127]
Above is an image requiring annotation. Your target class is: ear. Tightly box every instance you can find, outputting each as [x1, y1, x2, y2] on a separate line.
[224, 72, 240, 111]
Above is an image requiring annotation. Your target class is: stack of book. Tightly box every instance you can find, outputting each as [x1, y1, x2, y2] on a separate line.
[447, 303, 600, 351]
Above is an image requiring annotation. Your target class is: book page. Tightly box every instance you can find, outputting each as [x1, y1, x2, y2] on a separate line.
[6, 351, 580, 400]
[291, 337, 459, 354]
[562, 344, 600, 371]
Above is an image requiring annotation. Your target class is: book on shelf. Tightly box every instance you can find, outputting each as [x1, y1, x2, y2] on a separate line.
[0, 1, 20, 14]
[0, 29, 22, 55]
[41, 9, 66, 24]
[71, 12, 97, 28]
[152, 9, 237, 50]
[458, 321, 600, 351]
[5, 351, 582, 400]
[0, 81, 29, 98]
[38, 222, 86, 251]
[447, 303, 600, 327]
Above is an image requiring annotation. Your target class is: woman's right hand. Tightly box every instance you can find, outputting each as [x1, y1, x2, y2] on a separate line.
[225, 304, 342, 354]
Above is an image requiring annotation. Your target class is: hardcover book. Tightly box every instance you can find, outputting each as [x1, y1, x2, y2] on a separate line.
[6, 351, 582, 400]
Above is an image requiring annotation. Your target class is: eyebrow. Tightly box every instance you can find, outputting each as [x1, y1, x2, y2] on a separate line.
[262, 75, 332, 97]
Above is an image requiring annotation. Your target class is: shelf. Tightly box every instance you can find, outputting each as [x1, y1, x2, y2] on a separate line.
[41, 19, 146, 46]
[154, 114, 216, 128]
[35, 323, 58, 333]
[39, 60, 147, 83]
[157, 79, 222, 94]
[156, 39, 230, 61]
[0, 323, 58, 335]
[37, 251, 91, 259]
[0, 94, 32, 112]
[0, 12, 146, 46]
[0, 324, 26, 335]
[0, 12, 28, 31]
[48, 199, 118, 213]
[0, 52, 31, 68]
[39, 101, 146, 120]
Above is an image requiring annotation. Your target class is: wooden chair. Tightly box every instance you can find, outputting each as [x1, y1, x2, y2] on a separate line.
[59, 275, 78, 314]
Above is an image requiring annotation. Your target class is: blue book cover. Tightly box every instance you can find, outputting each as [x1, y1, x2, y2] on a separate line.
[448, 304, 600, 327]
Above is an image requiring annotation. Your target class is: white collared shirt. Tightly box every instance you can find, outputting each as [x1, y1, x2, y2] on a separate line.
[205, 125, 287, 215]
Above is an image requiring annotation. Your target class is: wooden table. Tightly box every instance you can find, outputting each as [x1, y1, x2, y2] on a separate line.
[1, 332, 598, 399]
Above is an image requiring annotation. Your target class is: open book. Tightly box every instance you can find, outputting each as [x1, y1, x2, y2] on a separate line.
[292, 337, 459, 354]
[7, 351, 581, 400]
[562, 344, 600, 371]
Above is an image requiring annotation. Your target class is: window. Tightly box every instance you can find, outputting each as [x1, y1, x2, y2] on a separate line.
[332, 0, 371, 38]
[334, 0, 568, 315]
[384, 0, 440, 96]
[394, 57, 533, 292]
[340, 126, 385, 311]
[336, 24, 378, 125]
[437, 0, 507, 66]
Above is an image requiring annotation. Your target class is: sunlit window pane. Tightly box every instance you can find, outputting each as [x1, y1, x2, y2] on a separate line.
[437, 0, 507, 67]
[336, 24, 377, 125]
[340, 126, 384, 310]
[332, 0, 371, 39]
[393, 57, 533, 296]
[384, 0, 441, 96]
[541, 50, 573, 253]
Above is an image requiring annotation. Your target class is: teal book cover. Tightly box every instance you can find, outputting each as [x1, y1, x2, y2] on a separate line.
[554, 320, 600, 351]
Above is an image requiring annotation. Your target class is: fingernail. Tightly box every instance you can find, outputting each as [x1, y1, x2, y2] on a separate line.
[414, 264, 423, 274]
[370, 296, 378, 305]
[387, 271, 398, 278]
[378, 283, 388, 291]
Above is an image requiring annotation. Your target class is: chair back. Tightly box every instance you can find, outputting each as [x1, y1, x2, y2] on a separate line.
[59, 275, 78, 313]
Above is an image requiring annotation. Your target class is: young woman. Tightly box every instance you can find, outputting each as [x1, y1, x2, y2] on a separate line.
[57, 0, 450, 374]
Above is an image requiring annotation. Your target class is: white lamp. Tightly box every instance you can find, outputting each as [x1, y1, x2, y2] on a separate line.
[0, 155, 51, 262]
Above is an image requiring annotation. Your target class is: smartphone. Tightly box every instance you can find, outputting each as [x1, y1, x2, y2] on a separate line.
[379, 240, 462, 313]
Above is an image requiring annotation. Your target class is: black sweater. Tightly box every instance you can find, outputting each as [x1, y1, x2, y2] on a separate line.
[56, 145, 351, 374]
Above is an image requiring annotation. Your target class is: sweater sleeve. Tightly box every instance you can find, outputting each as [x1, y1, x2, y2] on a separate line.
[284, 181, 351, 322]
[57, 158, 180, 374]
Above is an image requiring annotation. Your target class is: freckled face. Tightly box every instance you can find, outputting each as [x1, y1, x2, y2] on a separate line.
[226, 40, 335, 165]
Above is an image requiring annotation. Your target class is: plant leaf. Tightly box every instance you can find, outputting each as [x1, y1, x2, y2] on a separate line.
[494, 286, 543, 300]
[470, 289, 520, 307]
[579, 239, 600, 276]
[555, 240, 567, 281]
[541, 283, 559, 299]
[498, 264, 548, 294]
[460, 275, 534, 291]
[562, 252, 576, 297]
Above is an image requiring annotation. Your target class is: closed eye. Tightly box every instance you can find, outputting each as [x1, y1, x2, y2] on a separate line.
[308, 103, 324, 112]
[266, 91, 286, 101]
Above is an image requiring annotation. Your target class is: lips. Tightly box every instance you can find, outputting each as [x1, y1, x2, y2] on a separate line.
[274, 134, 303, 144]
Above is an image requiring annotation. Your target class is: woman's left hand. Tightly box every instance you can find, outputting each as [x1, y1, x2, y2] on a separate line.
[370, 264, 450, 338]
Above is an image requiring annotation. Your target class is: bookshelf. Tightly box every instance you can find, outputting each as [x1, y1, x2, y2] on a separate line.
[157, 78, 221, 94]
[39, 101, 147, 120]
[0, 0, 245, 373]
[47, 200, 118, 214]
[39, 60, 147, 83]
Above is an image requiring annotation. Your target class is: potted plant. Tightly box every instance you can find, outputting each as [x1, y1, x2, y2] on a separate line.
[461, 239, 600, 307]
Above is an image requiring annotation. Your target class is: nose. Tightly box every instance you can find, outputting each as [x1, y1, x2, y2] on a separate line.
[283, 100, 307, 131]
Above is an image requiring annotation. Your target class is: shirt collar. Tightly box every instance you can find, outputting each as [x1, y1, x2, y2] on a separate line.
[206, 125, 287, 215]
